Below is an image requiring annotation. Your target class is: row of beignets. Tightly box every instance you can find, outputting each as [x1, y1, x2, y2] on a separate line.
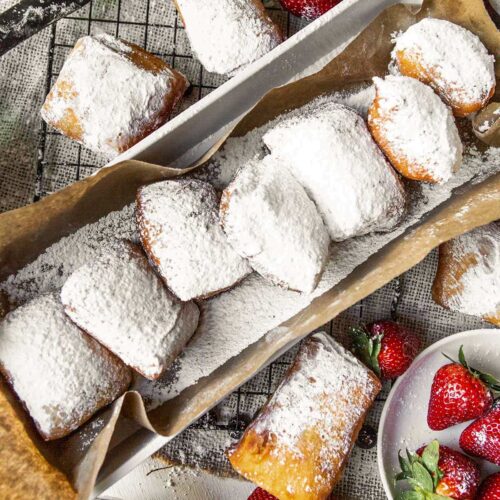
[41, 17, 495, 157]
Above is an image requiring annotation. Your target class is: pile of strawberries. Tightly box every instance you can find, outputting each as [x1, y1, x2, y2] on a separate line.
[396, 346, 500, 499]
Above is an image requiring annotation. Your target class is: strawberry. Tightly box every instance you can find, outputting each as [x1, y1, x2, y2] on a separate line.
[396, 440, 480, 500]
[278, 0, 341, 20]
[427, 346, 500, 431]
[350, 320, 421, 379]
[459, 399, 500, 466]
[248, 487, 278, 500]
[477, 472, 500, 500]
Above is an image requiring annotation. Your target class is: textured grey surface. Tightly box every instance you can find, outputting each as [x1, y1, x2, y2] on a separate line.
[0, 2, 494, 499]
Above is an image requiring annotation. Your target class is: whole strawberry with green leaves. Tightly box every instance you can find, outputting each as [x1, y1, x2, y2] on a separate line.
[350, 320, 421, 380]
[395, 440, 480, 500]
[427, 346, 500, 431]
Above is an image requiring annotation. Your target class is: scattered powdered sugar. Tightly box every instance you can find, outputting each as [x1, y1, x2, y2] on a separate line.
[441, 222, 500, 318]
[220, 156, 330, 293]
[370, 75, 462, 183]
[175, 0, 283, 76]
[1, 204, 137, 304]
[228, 333, 380, 496]
[0, 293, 131, 439]
[136, 179, 251, 301]
[263, 98, 406, 241]
[392, 18, 495, 110]
[41, 34, 187, 157]
[61, 242, 200, 380]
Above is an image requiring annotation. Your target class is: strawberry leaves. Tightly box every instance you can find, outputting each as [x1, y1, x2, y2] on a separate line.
[395, 441, 448, 500]
[443, 346, 500, 393]
[350, 326, 382, 377]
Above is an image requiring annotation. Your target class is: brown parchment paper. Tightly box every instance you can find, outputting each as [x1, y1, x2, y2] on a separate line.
[0, 0, 499, 498]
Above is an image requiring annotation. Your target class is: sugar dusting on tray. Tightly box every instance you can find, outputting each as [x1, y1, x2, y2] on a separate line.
[1, 86, 499, 412]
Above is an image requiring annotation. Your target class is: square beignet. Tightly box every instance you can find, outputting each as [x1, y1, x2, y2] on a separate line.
[0, 293, 131, 441]
[227, 332, 381, 500]
[61, 241, 200, 380]
[41, 34, 188, 156]
[136, 179, 252, 301]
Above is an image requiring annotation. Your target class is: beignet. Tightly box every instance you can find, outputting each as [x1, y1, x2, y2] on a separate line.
[137, 179, 251, 301]
[368, 75, 462, 184]
[392, 18, 495, 117]
[220, 156, 330, 293]
[0, 294, 131, 440]
[173, 0, 283, 76]
[41, 34, 188, 156]
[227, 332, 381, 500]
[432, 221, 500, 326]
[61, 241, 199, 380]
[263, 98, 406, 241]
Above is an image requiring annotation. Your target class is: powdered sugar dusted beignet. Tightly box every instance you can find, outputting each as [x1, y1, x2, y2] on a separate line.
[41, 34, 188, 156]
[263, 99, 406, 241]
[227, 332, 381, 499]
[0, 294, 131, 440]
[61, 242, 199, 380]
[137, 179, 251, 301]
[173, 0, 283, 76]
[432, 222, 500, 326]
[393, 18, 495, 117]
[368, 75, 462, 184]
[220, 157, 330, 293]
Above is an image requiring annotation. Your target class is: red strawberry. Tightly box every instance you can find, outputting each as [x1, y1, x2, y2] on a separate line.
[427, 346, 500, 431]
[350, 320, 421, 379]
[248, 487, 278, 500]
[477, 472, 500, 500]
[396, 440, 480, 500]
[459, 399, 500, 466]
[279, 0, 341, 20]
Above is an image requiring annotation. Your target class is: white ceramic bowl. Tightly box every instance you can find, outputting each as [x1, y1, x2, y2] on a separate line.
[378, 328, 500, 499]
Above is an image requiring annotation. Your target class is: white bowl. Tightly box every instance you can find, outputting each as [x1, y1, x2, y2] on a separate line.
[378, 328, 500, 499]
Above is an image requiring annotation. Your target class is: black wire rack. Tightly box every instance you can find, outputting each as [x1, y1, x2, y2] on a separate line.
[33, 0, 397, 481]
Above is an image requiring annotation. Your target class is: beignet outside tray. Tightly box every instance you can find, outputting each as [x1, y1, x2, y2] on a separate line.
[0, 0, 499, 498]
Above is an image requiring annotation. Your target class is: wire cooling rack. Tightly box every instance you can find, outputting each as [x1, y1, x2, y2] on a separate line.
[34, 0, 398, 492]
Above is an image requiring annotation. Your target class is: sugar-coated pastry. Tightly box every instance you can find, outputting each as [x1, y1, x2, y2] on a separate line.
[173, 0, 283, 76]
[41, 34, 188, 156]
[432, 222, 500, 326]
[220, 156, 330, 293]
[0, 294, 131, 440]
[227, 332, 381, 500]
[137, 179, 252, 301]
[368, 75, 462, 184]
[61, 241, 199, 380]
[392, 18, 495, 117]
[263, 98, 406, 241]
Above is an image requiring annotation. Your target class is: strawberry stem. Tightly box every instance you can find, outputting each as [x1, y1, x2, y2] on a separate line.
[441, 345, 500, 393]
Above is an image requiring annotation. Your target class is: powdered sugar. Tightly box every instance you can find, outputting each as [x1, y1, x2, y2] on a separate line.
[393, 18, 495, 113]
[439, 222, 500, 318]
[137, 179, 251, 301]
[263, 98, 406, 241]
[175, 0, 283, 76]
[0, 293, 131, 439]
[41, 34, 187, 156]
[1, 204, 137, 304]
[370, 75, 462, 183]
[221, 156, 330, 293]
[61, 242, 200, 380]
